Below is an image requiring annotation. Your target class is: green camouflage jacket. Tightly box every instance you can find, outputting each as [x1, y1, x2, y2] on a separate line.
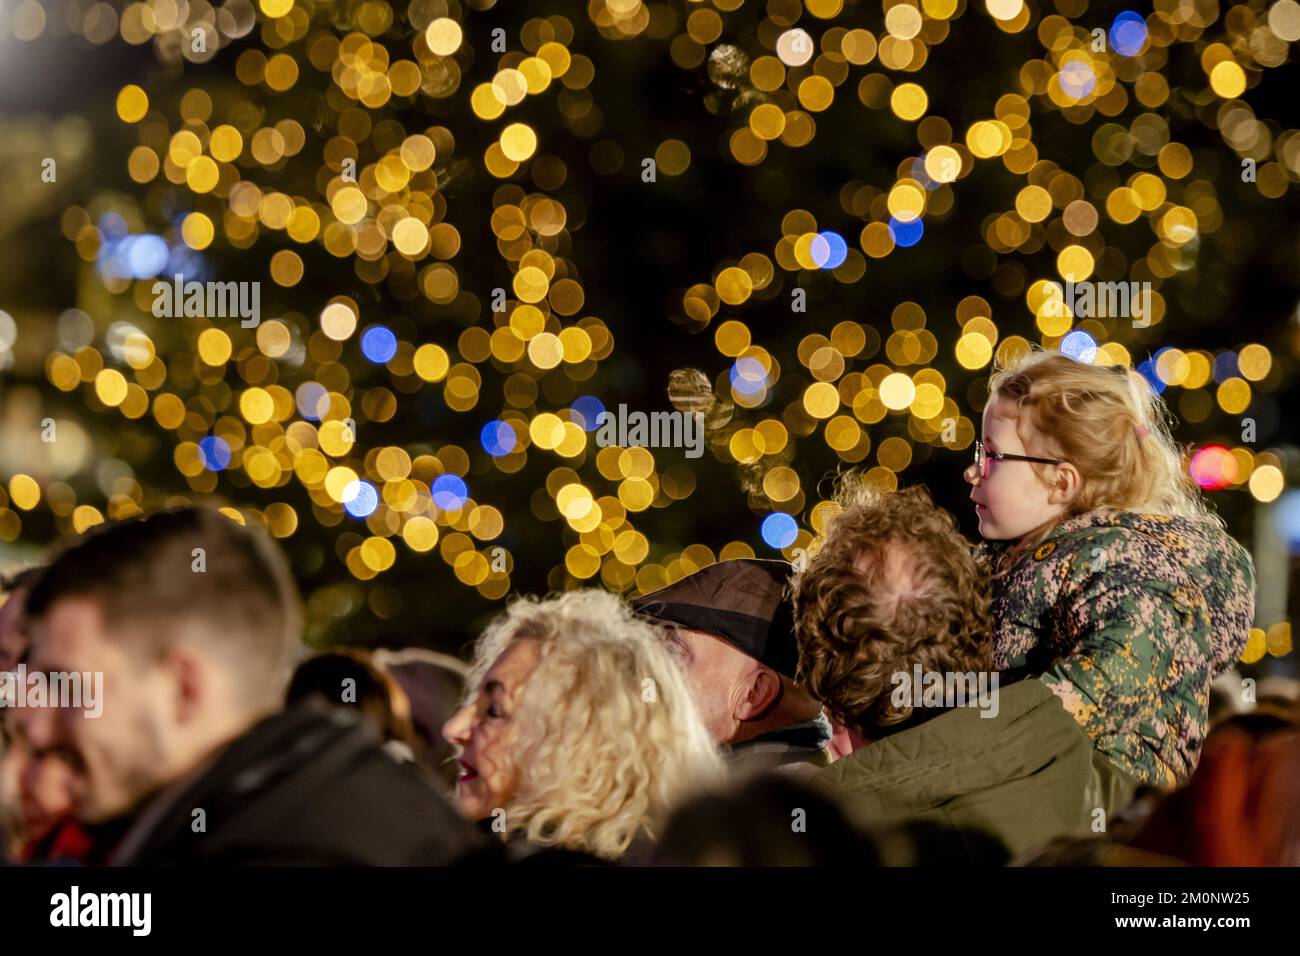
[978, 510, 1255, 789]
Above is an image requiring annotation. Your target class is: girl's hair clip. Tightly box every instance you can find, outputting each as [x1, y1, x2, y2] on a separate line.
[1134, 425, 1150, 440]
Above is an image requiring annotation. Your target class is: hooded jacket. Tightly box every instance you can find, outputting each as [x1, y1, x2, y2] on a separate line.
[979, 509, 1255, 789]
[814, 678, 1135, 858]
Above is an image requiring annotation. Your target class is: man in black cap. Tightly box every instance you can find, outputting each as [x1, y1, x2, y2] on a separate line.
[632, 559, 832, 775]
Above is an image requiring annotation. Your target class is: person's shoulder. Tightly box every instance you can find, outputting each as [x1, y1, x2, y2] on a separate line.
[227, 706, 481, 864]
[1036, 510, 1191, 568]
[1062, 510, 1251, 582]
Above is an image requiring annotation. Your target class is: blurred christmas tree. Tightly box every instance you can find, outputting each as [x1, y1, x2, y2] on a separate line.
[0, 0, 1295, 662]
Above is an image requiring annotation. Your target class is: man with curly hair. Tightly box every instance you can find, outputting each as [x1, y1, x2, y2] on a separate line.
[794, 478, 1136, 858]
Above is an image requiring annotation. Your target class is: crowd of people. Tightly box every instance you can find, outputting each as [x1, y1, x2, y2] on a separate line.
[1, 349, 1296, 867]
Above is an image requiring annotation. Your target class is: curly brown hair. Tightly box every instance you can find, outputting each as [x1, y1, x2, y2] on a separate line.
[793, 478, 992, 736]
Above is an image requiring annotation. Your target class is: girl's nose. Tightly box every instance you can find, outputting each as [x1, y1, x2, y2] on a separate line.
[963, 462, 980, 485]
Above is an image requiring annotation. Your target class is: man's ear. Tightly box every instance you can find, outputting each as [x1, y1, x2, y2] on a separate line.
[163, 647, 206, 723]
[733, 666, 781, 722]
[1048, 460, 1082, 507]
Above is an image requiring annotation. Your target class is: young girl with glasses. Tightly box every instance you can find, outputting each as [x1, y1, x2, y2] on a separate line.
[964, 349, 1255, 790]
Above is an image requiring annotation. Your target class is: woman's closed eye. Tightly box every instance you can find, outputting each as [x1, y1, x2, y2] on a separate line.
[482, 680, 508, 719]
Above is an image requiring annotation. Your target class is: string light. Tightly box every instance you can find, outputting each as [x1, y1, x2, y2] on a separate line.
[0, 0, 1291, 655]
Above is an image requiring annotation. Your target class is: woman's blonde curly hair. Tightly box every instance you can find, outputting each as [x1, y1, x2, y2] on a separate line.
[988, 349, 1216, 526]
[465, 589, 723, 860]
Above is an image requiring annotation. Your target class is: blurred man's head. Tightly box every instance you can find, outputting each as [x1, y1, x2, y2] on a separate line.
[371, 647, 468, 786]
[0, 567, 41, 673]
[286, 650, 416, 760]
[652, 774, 874, 867]
[794, 481, 991, 736]
[23, 508, 302, 823]
[632, 559, 822, 746]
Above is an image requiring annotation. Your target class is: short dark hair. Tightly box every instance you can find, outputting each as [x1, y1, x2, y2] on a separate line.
[653, 775, 876, 866]
[287, 650, 415, 748]
[1, 566, 44, 594]
[25, 507, 302, 704]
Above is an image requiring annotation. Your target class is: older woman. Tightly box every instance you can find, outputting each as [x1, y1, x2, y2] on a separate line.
[443, 589, 722, 861]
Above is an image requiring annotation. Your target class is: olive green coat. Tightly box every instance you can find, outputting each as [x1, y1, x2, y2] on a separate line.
[814, 679, 1135, 858]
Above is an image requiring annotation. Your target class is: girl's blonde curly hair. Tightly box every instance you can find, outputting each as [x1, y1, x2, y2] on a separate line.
[465, 589, 723, 860]
[988, 349, 1217, 525]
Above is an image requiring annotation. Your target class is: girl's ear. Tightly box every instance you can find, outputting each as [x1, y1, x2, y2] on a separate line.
[1049, 461, 1082, 507]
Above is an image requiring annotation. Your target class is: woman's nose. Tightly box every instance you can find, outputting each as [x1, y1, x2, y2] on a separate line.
[442, 704, 473, 746]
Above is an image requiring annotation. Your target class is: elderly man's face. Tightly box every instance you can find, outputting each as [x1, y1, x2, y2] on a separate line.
[662, 627, 760, 745]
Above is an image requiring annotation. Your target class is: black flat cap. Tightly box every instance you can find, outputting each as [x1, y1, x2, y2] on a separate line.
[631, 559, 798, 677]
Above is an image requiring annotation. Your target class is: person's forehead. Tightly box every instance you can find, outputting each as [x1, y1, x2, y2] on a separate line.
[673, 625, 745, 659]
[484, 636, 542, 687]
[983, 397, 1017, 424]
[28, 596, 111, 660]
[982, 401, 1022, 438]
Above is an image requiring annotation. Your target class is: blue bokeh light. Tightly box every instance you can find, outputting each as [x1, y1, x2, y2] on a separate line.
[1136, 358, 1166, 394]
[571, 395, 606, 432]
[731, 356, 769, 396]
[343, 480, 379, 518]
[480, 419, 517, 457]
[761, 512, 798, 550]
[198, 436, 232, 472]
[814, 231, 848, 269]
[166, 244, 205, 280]
[97, 233, 171, 281]
[295, 382, 328, 421]
[1212, 350, 1239, 383]
[1060, 329, 1099, 364]
[98, 212, 129, 240]
[126, 235, 170, 277]
[1274, 490, 1300, 554]
[888, 216, 924, 248]
[1110, 11, 1149, 57]
[360, 325, 398, 364]
[432, 474, 469, 510]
